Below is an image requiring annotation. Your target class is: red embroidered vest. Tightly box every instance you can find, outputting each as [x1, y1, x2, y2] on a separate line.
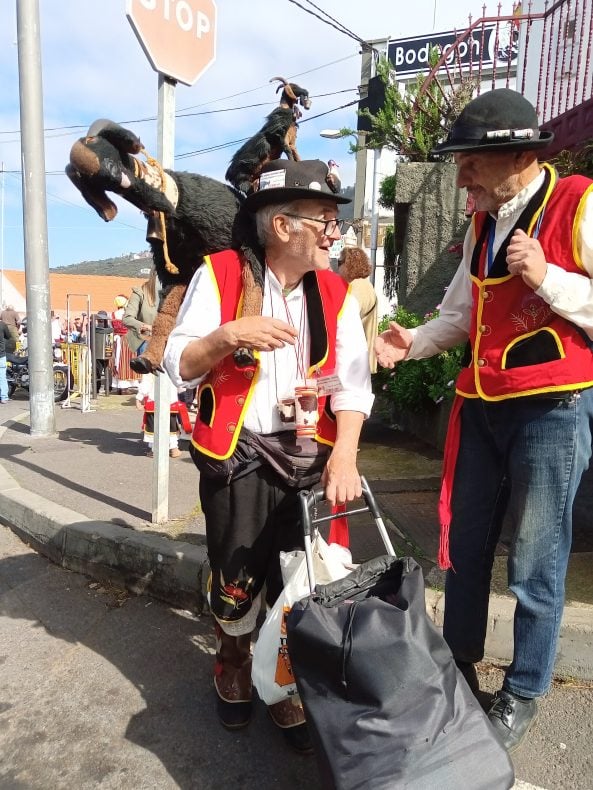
[191, 250, 349, 460]
[456, 165, 593, 400]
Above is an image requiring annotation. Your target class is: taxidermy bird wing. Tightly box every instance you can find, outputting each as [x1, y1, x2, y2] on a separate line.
[66, 119, 176, 221]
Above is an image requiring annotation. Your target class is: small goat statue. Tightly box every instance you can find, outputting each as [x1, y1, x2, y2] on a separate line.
[225, 77, 312, 194]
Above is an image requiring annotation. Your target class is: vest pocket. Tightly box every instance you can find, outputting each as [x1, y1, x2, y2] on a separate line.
[502, 328, 565, 369]
[198, 385, 215, 426]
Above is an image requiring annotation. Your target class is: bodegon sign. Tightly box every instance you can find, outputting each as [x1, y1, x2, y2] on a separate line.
[387, 22, 519, 78]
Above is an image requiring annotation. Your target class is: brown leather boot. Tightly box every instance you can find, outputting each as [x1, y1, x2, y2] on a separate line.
[214, 623, 253, 730]
[268, 696, 313, 754]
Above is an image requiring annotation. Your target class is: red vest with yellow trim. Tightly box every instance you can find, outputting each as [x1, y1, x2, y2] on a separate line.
[191, 250, 349, 460]
[456, 166, 593, 401]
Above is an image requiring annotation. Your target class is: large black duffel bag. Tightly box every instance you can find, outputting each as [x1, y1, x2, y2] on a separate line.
[287, 540, 514, 789]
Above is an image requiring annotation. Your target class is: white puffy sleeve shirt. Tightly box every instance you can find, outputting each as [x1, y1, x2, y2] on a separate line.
[163, 266, 374, 435]
[407, 171, 593, 360]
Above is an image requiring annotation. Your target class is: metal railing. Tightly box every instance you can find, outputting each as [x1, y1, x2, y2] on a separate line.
[413, 0, 593, 155]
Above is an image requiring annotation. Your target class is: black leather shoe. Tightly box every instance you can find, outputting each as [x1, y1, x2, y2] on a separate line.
[488, 689, 537, 752]
[282, 722, 314, 755]
[216, 695, 252, 730]
[455, 661, 480, 696]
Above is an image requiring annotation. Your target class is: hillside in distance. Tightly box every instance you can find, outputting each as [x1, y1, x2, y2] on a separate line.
[51, 251, 154, 277]
[52, 185, 354, 276]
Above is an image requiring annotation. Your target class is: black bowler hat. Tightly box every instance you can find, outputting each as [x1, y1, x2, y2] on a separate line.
[431, 88, 554, 155]
[244, 159, 351, 211]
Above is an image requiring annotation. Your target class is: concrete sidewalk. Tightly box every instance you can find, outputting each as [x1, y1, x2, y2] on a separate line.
[0, 392, 591, 681]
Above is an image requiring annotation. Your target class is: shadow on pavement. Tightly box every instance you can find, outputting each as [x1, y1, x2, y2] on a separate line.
[0, 544, 321, 790]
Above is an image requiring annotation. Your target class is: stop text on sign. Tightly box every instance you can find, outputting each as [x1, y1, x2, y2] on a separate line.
[137, 0, 211, 38]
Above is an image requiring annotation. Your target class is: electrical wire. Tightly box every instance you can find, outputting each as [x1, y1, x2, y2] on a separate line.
[286, 0, 378, 53]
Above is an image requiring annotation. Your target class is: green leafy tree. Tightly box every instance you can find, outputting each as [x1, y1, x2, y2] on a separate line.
[551, 140, 593, 179]
[359, 52, 476, 161]
[378, 174, 396, 210]
[383, 225, 398, 301]
[374, 305, 465, 412]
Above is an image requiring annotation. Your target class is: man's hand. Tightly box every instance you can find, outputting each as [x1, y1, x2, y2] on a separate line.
[321, 411, 364, 507]
[322, 447, 362, 508]
[506, 228, 548, 290]
[226, 316, 298, 352]
[375, 321, 413, 369]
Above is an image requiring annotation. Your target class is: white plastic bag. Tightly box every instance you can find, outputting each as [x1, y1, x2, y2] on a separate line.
[252, 535, 355, 706]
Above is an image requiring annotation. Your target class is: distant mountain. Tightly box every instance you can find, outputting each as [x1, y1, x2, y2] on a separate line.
[51, 251, 154, 277]
[52, 187, 355, 276]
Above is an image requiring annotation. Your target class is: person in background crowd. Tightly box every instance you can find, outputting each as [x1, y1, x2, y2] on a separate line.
[0, 305, 20, 344]
[135, 373, 191, 458]
[0, 319, 15, 403]
[123, 267, 159, 356]
[164, 159, 372, 753]
[110, 295, 140, 395]
[50, 311, 63, 345]
[375, 88, 593, 753]
[337, 246, 378, 374]
[18, 317, 28, 351]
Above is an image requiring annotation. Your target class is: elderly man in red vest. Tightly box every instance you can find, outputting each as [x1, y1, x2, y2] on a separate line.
[164, 159, 373, 752]
[376, 88, 593, 753]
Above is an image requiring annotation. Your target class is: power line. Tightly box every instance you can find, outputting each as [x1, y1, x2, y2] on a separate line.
[0, 88, 358, 147]
[175, 99, 360, 161]
[286, 0, 378, 53]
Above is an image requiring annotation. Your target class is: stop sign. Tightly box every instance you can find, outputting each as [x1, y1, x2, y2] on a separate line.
[126, 0, 217, 86]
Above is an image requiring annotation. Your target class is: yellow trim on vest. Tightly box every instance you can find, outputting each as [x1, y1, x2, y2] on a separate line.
[572, 182, 593, 271]
[454, 389, 481, 398]
[236, 289, 245, 319]
[204, 255, 222, 304]
[501, 327, 565, 369]
[472, 379, 593, 402]
[198, 383, 216, 427]
[308, 285, 348, 377]
[314, 434, 335, 448]
[526, 163, 557, 236]
[191, 351, 262, 461]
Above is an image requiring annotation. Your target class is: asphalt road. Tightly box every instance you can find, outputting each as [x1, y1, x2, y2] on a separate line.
[2, 525, 592, 790]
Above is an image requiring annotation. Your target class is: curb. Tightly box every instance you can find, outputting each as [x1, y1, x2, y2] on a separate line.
[0, 462, 592, 681]
[0, 464, 210, 613]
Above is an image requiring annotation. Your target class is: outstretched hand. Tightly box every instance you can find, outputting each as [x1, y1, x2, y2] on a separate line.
[375, 321, 413, 368]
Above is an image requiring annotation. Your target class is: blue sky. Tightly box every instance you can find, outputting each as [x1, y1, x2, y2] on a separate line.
[1, 0, 486, 271]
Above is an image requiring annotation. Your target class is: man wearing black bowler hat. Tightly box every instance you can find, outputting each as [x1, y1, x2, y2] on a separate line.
[163, 159, 373, 752]
[376, 88, 593, 752]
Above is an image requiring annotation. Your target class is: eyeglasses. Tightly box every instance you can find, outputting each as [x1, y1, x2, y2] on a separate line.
[283, 214, 346, 236]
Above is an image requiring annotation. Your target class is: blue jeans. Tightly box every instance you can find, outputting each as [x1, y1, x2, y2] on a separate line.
[0, 356, 8, 401]
[443, 389, 593, 697]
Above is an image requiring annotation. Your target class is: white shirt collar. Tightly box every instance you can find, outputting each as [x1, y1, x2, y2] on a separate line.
[492, 168, 547, 222]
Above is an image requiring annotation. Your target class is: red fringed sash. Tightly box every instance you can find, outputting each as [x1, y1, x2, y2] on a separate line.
[437, 395, 464, 570]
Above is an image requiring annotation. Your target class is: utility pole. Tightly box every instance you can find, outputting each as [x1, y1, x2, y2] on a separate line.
[16, 0, 55, 436]
[151, 74, 176, 523]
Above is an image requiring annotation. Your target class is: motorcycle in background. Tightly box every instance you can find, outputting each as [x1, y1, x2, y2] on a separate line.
[6, 348, 71, 402]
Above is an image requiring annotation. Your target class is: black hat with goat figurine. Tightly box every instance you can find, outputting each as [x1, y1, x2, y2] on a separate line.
[245, 159, 350, 211]
[431, 88, 554, 155]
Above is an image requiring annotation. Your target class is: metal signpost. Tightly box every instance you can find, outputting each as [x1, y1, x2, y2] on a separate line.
[16, 0, 56, 437]
[126, 0, 217, 522]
